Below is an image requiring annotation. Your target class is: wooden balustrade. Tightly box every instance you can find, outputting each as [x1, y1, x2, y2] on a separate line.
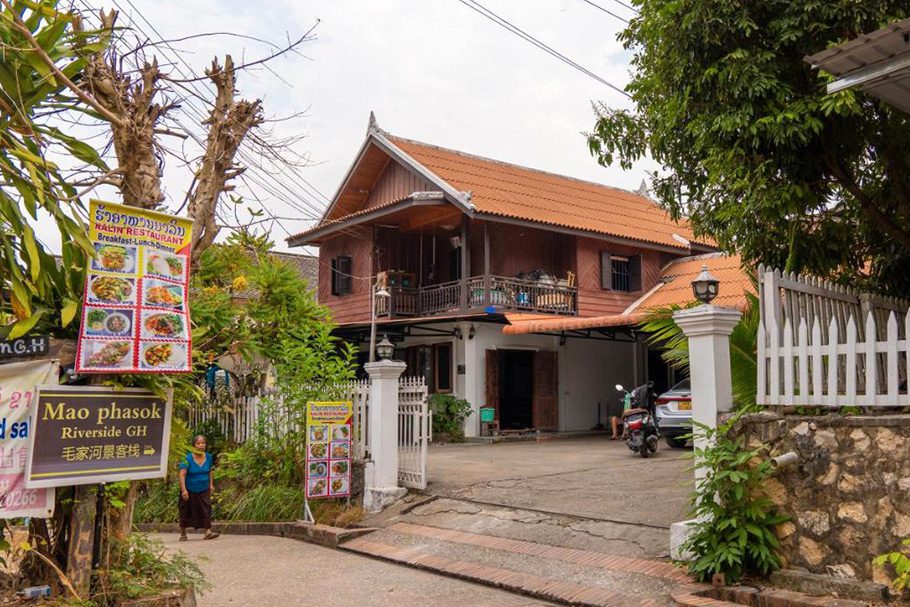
[377, 275, 578, 318]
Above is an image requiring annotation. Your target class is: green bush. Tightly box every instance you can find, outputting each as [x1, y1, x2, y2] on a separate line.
[104, 533, 211, 600]
[134, 480, 179, 524]
[220, 484, 308, 521]
[429, 394, 472, 440]
[874, 539, 910, 592]
[683, 417, 788, 583]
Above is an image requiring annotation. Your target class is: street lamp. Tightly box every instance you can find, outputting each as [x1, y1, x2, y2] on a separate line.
[691, 264, 720, 305]
[369, 280, 391, 363]
[376, 335, 395, 360]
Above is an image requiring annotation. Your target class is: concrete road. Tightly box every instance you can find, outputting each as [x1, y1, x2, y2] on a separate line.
[427, 437, 692, 527]
[155, 533, 554, 607]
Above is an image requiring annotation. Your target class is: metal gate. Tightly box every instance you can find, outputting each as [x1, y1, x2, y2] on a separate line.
[398, 377, 430, 489]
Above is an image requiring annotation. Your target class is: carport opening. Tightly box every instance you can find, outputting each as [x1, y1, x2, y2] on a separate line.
[499, 350, 534, 430]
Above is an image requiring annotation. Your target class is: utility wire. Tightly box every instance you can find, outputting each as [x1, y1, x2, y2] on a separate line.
[578, 0, 630, 24]
[95, 0, 330, 229]
[455, 0, 629, 98]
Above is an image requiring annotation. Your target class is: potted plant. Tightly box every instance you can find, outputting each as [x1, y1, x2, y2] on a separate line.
[429, 394, 472, 443]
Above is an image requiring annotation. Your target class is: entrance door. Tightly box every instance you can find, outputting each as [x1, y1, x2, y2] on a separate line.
[533, 351, 558, 431]
[499, 350, 534, 430]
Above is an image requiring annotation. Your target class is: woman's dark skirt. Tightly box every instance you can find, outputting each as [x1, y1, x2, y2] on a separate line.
[179, 489, 212, 529]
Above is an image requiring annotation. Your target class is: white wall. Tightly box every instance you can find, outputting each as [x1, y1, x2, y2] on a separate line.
[557, 337, 638, 432]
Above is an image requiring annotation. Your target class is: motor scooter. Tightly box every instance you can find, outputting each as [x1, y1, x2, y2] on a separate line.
[615, 382, 660, 458]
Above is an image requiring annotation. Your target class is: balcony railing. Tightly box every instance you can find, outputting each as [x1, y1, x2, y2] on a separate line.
[376, 275, 577, 318]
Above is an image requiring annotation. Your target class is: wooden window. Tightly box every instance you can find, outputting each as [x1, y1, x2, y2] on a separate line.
[601, 252, 642, 292]
[331, 256, 353, 296]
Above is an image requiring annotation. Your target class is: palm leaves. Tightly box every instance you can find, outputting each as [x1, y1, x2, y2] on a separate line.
[0, 0, 109, 337]
[639, 292, 760, 408]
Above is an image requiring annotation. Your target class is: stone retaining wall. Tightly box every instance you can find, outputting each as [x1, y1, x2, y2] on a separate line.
[730, 413, 910, 582]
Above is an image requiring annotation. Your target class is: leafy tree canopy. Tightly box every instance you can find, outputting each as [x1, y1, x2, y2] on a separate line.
[588, 1, 910, 296]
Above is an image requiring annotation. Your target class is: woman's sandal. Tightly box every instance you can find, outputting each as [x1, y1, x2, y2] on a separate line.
[203, 531, 220, 540]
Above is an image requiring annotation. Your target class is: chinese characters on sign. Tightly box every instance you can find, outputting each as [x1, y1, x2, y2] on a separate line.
[0, 360, 57, 517]
[25, 386, 172, 488]
[305, 402, 352, 499]
[76, 200, 193, 374]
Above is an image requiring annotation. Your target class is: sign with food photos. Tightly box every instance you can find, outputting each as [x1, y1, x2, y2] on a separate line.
[76, 200, 192, 374]
[305, 401, 352, 499]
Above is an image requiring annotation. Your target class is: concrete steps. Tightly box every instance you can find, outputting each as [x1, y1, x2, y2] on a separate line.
[341, 522, 689, 607]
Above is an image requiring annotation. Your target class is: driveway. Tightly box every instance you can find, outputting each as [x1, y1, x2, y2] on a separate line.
[158, 533, 555, 607]
[426, 437, 692, 528]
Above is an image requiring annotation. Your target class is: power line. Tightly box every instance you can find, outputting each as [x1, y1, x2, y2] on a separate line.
[455, 0, 630, 98]
[578, 0, 631, 23]
[90, 0, 331, 231]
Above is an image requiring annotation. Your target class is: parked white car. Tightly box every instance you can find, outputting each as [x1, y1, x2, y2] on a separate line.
[655, 379, 692, 449]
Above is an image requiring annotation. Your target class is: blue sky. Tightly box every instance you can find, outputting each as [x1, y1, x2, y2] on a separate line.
[45, 0, 654, 253]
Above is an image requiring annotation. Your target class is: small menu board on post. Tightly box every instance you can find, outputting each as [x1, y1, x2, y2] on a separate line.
[76, 200, 193, 374]
[305, 401, 352, 499]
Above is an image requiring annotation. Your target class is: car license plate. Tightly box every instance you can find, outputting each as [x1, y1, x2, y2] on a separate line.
[676, 401, 692, 411]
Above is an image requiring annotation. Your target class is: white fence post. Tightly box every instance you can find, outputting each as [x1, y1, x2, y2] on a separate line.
[669, 302, 741, 562]
[363, 360, 407, 512]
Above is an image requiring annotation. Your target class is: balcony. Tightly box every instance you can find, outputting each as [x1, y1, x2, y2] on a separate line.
[376, 275, 578, 318]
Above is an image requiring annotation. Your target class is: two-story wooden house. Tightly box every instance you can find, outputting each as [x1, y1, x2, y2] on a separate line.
[288, 117, 743, 437]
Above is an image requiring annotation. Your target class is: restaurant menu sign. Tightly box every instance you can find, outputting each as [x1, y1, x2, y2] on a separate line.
[305, 401, 352, 499]
[0, 360, 57, 517]
[76, 200, 192, 374]
[25, 386, 172, 488]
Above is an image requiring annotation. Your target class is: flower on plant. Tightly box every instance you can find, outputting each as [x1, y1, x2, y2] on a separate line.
[203, 286, 222, 296]
[232, 276, 249, 292]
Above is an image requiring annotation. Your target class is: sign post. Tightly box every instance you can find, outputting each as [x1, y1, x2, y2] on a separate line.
[304, 402, 353, 521]
[25, 386, 173, 488]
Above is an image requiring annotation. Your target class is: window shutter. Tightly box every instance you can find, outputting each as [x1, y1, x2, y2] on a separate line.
[331, 256, 353, 296]
[629, 255, 642, 291]
[600, 252, 612, 290]
[338, 256, 353, 295]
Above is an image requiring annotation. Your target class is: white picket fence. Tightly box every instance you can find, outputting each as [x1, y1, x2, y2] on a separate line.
[184, 377, 425, 465]
[757, 266, 910, 406]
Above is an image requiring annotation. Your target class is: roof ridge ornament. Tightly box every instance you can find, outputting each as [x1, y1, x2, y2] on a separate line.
[368, 111, 381, 134]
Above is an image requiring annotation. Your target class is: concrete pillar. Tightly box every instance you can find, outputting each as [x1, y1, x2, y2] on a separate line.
[460, 321, 480, 438]
[673, 304, 742, 448]
[668, 304, 741, 559]
[363, 359, 407, 512]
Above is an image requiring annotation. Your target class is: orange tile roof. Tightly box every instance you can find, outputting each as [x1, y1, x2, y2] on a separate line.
[502, 254, 753, 335]
[387, 135, 706, 251]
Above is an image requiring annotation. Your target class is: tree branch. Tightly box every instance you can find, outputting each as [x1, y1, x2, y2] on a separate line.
[827, 156, 910, 250]
[0, 0, 125, 127]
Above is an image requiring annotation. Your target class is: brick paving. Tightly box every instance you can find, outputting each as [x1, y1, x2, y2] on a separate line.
[389, 522, 692, 583]
[343, 537, 667, 607]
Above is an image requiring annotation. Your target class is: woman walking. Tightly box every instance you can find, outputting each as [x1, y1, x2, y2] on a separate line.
[178, 435, 220, 541]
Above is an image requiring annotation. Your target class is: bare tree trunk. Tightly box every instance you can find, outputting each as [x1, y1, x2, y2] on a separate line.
[187, 56, 263, 264]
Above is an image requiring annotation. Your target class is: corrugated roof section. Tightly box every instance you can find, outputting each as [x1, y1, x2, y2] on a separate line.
[502, 253, 752, 335]
[806, 18, 910, 113]
[386, 135, 705, 250]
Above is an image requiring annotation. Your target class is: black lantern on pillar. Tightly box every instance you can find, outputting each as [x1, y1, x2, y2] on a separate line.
[376, 335, 395, 360]
[691, 264, 720, 305]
